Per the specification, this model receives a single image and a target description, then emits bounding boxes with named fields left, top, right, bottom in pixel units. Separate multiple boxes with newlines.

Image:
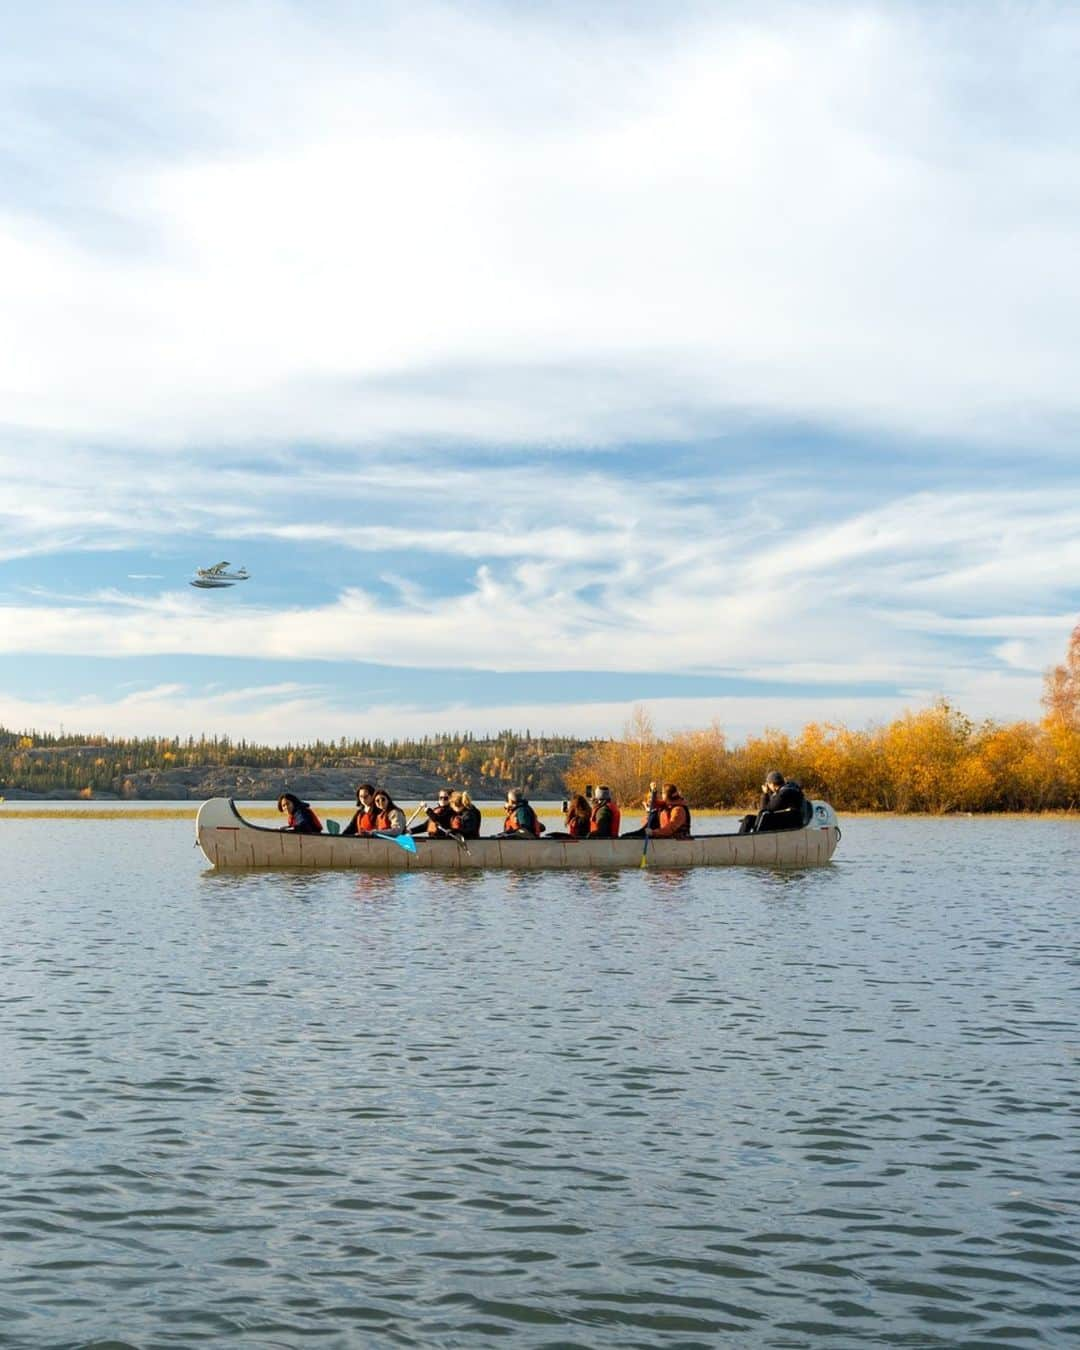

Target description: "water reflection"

left=351, top=871, right=408, bottom=904
left=641, top=867, right=692, bottom=895
left=569, top=869, right=625, bottom=899
left=1, top=814, right=1077, bottom=1348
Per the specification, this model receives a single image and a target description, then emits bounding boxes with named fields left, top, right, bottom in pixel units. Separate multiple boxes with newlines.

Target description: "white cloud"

left=1, top=3, right=1078, bottom=745
left=0, top=459, right=1075, bottom=702
left=3, top=3, right=1080, bottom=448
left=0, top=673, right=1046, bottom=748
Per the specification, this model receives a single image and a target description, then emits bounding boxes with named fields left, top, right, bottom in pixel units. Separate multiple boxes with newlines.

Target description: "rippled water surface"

left=1, top=813, right=1078, bottom=1348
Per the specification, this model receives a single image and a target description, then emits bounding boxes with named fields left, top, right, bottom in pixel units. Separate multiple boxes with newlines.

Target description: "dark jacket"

left=589, top=801, right=620, bottom=838
left=452, top=803, right=482, bottom=839
left=412, top=802, right=456, bottom=836
left=283, top=801, right=323, bottom=834
left=756, top=782, right=807, bottom=832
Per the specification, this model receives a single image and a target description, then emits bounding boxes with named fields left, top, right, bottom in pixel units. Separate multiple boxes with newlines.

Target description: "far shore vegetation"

left=3, top=624, right=1079, bottom=815
left=0, top=729, right=582, bottom=801
left=569, top=625, right=1080, bottom=813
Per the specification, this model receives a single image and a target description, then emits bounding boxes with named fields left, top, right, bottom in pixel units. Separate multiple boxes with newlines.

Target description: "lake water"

left=0, top=811, right=1077, bottom=1348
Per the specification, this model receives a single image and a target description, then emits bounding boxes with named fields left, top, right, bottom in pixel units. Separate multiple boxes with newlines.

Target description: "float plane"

left=190, top=561, right=250, bottom=589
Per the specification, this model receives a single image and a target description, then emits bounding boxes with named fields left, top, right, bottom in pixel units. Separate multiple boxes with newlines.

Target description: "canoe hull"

left=195, top=798, right=840, bottom=871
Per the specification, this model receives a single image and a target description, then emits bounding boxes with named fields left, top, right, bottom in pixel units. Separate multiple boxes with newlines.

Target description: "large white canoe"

left=195, top=797, right=841, bottom=871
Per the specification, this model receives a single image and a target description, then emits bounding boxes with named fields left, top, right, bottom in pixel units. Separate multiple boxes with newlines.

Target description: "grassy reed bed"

left=0, top=807, right=198, bottom=820
left=3, top=804, right=736, bottom=822
left=0, top=806, right=538, bottom=822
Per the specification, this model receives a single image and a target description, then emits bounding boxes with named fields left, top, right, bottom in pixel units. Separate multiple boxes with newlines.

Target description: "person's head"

left=373, top=789, right=395, bottom=812
left=451, top=790, right=472, bottom=810
left=764, top=770, right=785, bottom=790
left=507, top=787, right=525, bottom=805
left=355, top=782, right=375, bottom=805
left=662, top=783, right=681, bottom=801
left=436, top=788, right=452, bottom=808
left=571, top=794, right=591, bottom=817
left=594, top=785, right=612, bottom=803
left=278, top=792, right=301, bottom=813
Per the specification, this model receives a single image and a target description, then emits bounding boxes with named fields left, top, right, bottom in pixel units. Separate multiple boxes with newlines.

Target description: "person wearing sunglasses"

left=342, top=782, right=378, bottom=836
left=372, top=790, right=407, bottom=835
left=411, top=788, right=457, bottom=837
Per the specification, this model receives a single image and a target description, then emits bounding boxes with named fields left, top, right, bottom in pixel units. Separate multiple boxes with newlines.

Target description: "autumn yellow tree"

left=1041, top=621, right=1080, bottom=806
left=568, top=706, right=671, bottom=809
left=880, top=702, right=975, bottom=813
left=1042, top=620, right=1080, bottom=727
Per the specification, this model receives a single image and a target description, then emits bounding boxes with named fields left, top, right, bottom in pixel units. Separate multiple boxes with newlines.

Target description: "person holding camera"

left=548, top=794, right=592, bottom=839
left=737, top=771, right=806, bottom=834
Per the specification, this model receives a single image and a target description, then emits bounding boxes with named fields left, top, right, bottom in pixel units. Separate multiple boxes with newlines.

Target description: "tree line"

left=4, top=622, right=1079, bottom=811
left=0, top=729, right=586, bottom=798
left=568, top=623, right=1080, bottom=814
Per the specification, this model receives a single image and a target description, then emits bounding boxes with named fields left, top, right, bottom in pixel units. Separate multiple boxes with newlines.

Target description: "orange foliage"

left=568, top=623, right=1080, bottom=812
left=1042, top=621, right=1080, bottom=726
left=568, top=664, right=1080, bottom=816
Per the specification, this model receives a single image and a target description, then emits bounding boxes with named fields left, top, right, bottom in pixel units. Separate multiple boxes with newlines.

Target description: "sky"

left=2, top=0, right=1079, bottom=745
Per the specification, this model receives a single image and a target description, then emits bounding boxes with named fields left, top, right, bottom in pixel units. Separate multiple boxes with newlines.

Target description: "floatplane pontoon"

left=195, top=797, right=841, bottom=871
left=190, top=562, right=250, bottom=589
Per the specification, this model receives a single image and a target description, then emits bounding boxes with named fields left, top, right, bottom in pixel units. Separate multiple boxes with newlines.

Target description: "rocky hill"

left=0, top=753, right=576, bottom=802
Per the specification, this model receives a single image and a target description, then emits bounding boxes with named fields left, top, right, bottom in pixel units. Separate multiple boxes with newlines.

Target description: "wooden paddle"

left=434, top=822, right=470, bottom=855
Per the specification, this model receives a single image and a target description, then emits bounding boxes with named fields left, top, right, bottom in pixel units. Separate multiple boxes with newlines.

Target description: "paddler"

left=498, top=787, right=546, bottom=838
left=277, top=792, right=323, bottom=834
left=646, top=783, right=691, bottom=839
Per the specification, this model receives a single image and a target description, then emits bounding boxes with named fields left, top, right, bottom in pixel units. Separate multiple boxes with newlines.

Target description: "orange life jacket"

left=375, top=809, right=396, bottom=832
left=426, top=804, right=455, bottom=835
left=354, top=808, right=378, bottom=832
left=589, top=801, right=621, bottom=837
left=503, top=802, right=543, bottom=836
left=654, top=797, right=691, bottom=838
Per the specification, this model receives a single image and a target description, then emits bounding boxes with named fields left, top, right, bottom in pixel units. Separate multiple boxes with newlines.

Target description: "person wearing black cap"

left=737, top=771, right=806, bottom=834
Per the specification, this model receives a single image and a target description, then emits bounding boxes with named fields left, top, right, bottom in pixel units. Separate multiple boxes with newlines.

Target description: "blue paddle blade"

left=372, top=830, right=418, bottom=853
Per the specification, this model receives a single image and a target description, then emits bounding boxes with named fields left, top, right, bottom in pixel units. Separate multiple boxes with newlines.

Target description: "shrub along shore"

left=4, top=627, right=1080, bottom=814
left=2, top=695, right=1079, bottom=814
left=568, top=701, right=1080, bottom=814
